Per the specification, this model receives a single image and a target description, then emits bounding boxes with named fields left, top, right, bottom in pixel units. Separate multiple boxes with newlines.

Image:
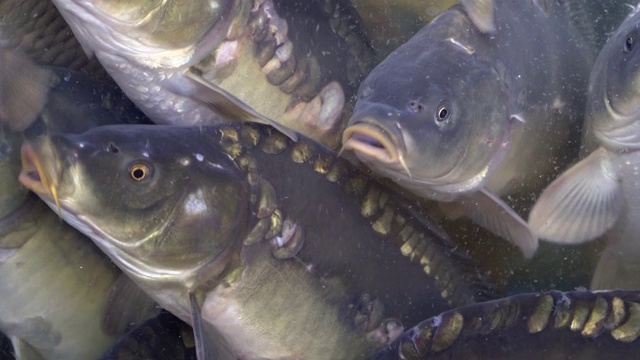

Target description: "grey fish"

left=19, top=123, right=497, bottom=359
left=341, top=0, right=597, bottom=258
left=0, top=64, right=157, bottom=359
left=50, top=0, right=375, bottom=147
left=100, top=311, right=196, bottom=360
left=529, top=6, right=640, bottom=290
left=370, top=289, right=640, bottom=360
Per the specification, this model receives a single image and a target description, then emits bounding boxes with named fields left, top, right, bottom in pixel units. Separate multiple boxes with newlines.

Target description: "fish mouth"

left=341, top=122, right=402, bottom=164
left=19, top=139, right=63, bottom=215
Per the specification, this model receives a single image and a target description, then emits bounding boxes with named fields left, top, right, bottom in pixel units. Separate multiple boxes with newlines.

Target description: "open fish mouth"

left=341, top=123, right=402, bottom=164
left=19, top=140, right=62, bottom=215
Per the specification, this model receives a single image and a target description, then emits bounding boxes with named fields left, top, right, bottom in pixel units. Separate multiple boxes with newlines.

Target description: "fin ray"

left=528, top=147, right=622, bottom=244
left=185, top=68, right=298, bottom=141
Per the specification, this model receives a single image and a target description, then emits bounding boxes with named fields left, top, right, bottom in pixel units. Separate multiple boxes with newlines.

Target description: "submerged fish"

left=50, top=0, right=375, bottom=147
left=341, top=0, right=598, bottom=258
left=371, top=289, right=640, bottom=359
left=0, top=65, right=157, bottom=359
left=20, top=123, right=497, bottom=358
left=529, top=6, right=640, bottom=290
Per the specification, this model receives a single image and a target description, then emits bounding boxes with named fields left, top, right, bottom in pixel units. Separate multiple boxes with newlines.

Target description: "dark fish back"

left=215, top=123, right=499, bottom=328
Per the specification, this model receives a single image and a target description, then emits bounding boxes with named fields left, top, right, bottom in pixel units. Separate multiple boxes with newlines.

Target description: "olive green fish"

left=49, top=0, right=375, bottom=147
left=0, top=63, right=157, bottom=359
left=529, top=6, right=640, bottom=290
left=341, top=0, right=598, bottom=258
left=371, top=289, right=640, bottom=359
left=19, top=123, right=497, bottom=359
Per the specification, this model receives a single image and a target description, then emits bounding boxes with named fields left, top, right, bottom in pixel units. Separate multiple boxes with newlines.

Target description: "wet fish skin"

left=341, top=0, right=597, bottom=258
left=20, top=123, right=497, bottom=359
left=528, top=7, right=640, bottom=290
left=50, top=0, right=375, bottom=147
left=370, top=289, right=640, bottom=360
left=0, top=67, right=156, bottom=359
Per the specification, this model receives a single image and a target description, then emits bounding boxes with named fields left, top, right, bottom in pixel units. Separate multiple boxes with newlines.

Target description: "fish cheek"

left=146, top=172, right=250, bottom=263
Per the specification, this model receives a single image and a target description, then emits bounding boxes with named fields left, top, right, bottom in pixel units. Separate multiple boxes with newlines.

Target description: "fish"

left=0, top=63, right=158, bottom=359
left=100, top=311, right=196, bottom=360
left=528, top=6, right=640, bottom=290
left=49, top=0, right=376, bottom=147
left=340, top=0, right=599, bottom=259
left=369, top=289, right=640, bottom=360
left=19, top=123, right=498, bottom=359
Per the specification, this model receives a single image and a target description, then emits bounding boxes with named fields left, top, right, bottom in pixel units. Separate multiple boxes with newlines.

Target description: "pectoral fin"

left=528, top=147, right=622, bottom=244
left=185, top=68, right=298, bottom=141
left=102, top=274, right=161, bottom=336
left=460, top=189, right=538, bottom=259
left=460, top=0, right=496, bottom=33
left=189, top=293, right=234, bottom=360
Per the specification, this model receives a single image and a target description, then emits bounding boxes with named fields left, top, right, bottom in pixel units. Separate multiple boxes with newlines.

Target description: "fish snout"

left=19, top=138, right=64, bottom=212
left=341, top=115, right=405, bottom=166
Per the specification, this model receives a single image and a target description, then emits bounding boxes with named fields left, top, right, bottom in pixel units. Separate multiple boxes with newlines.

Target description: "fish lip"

left=19, top=142, right=51, bottom=195
left=341, top=121, right=403, bottom=164
left=18, top=139, right=64, bottom=214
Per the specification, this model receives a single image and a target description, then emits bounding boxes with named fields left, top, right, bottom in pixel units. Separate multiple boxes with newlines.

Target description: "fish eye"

left=409, top=100, right=424, bottom=113
left=128, top=162, right=152, bottom=182
left=625, top=34, right=634, bottom=52
left=435, top=103, right=451, bottom=124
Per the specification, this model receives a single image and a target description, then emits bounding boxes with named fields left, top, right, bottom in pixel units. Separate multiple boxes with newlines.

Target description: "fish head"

left=589, top=9, right=640, bottom=151
left=19, top=125, right=249, bottom=285
left=342, top=21, right=509, bottom=200
left=52, top=0, right=231, bottom=66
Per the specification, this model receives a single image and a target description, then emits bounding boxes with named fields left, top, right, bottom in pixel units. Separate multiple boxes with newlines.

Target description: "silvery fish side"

left=0, top=65, right=156, bottom=359
left=50, top=0, right=375, bottom=147
left=341, top=0, right=598, bottom=258
left=19, top=123, right=497, bottom=359
left=370, top=290, right=640, bottom=360
left=529, top=6, right=640, bottom=290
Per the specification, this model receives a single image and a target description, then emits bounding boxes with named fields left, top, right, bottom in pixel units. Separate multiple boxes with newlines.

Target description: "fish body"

left=20, top=123, right=497, bottom=359
left=529, top=7, right=640, bottom=290
left=342, top=0, right=597, bottom=258
left=0, top=66, right=156, bottom=359
left=50, top=0, right=374, bottom=147
left=370, top=289, right=640, bottom=360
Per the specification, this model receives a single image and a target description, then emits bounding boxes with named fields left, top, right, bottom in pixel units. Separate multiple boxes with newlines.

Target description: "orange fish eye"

left=129, top=163, right=150, bottom=181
